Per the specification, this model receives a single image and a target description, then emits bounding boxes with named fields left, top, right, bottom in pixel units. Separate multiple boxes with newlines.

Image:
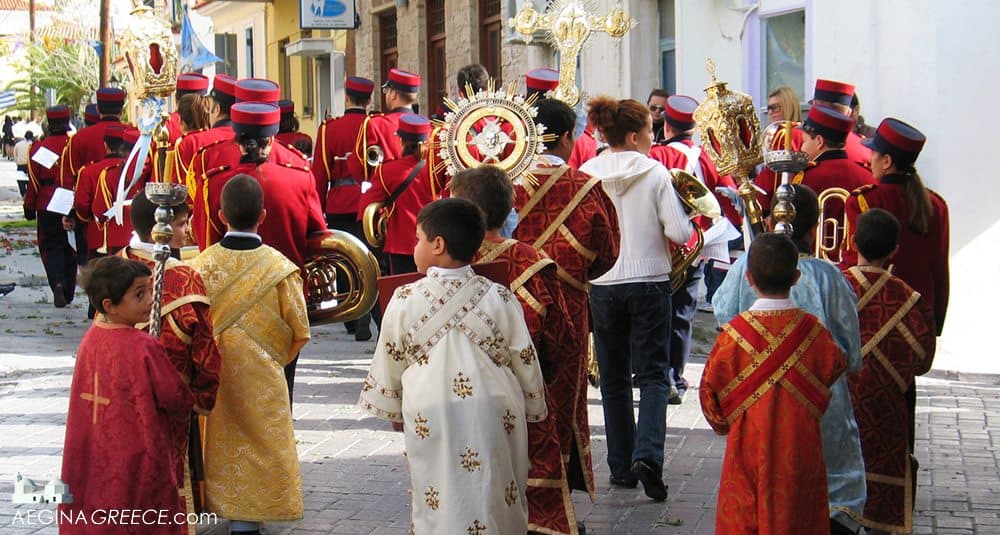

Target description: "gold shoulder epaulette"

left=851, top=183, right=877, bottom=196
left=204, top=165, right=231, bottom=178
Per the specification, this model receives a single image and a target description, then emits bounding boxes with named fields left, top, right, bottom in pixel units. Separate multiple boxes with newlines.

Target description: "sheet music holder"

left=376, top=260, right=510, bottom=314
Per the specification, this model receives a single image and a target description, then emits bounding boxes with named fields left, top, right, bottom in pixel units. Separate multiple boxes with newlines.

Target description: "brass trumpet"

left=365, top=145, right=384, bottom=168
left=362, top=201, right=388, bottom=248
left=303, top=229, right=381, bottom=325
left=815, top=187, right=850, bottom=262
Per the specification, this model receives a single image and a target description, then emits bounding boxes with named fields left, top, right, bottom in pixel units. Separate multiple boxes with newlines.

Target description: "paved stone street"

left=1, top=161, right=998, bottom=534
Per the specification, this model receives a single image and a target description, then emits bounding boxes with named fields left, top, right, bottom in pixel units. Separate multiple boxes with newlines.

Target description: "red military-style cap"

left=801, top=105, right=852, bottom=143
left=812, top=79, right=855, bottom=107
left=862, top=117, right=926, bottom=164
left=384, top=68, right=421, bottom=93
left=84, top=103, right=100, bottom=125
left=397, top=113, right=431, bottom=142
left=212, top=74, right=237, bottom=100
left=122, top=127, right=141, bottom=145
left=525, top=68, right=560, bottom=94
left=663, top=94, right=699, bottom=130
left=104, top=124, right=127, bottom=141
left=346, top=76, right=375, bottom=95
left=176, top=73, right=210, bottom=95
left=278, top=99, right=294, bottom=115
left=96, top=87, right=126, bottom=104
left=45, top=105, right=71, bottom=122
left=236, top=78, right=280, bottom=104
left=231, top=102, right=281, bottom=138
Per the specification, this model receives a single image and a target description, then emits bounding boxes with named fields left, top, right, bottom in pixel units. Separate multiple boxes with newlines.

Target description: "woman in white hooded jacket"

left=578, top=96, right=693, bottom=502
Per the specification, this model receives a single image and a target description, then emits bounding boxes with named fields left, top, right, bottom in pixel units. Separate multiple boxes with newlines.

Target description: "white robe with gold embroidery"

left=359, top=265, right=547, bottom=535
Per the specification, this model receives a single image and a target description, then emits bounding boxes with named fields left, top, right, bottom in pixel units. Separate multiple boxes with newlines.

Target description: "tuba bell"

left=815, top=187, right=850, bottom=262
left=669, top=169, right=722, bottom=293
left=362, top=201, right=388, bottom=248
left=304, top=229, right=381, bottom=325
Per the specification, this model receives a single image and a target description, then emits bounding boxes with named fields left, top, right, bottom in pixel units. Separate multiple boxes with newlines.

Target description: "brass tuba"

left=669, top=169, right=722, bottom=293
left=362, top=201, right=388, bottom=248
left=815, top=187, right=850, bottom=262
left=304, top=229, right=381, bottom=325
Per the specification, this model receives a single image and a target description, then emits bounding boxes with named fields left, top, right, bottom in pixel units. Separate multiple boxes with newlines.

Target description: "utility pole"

left=28, top=0, right=35, bottom=42
left=99, top=0, right=111, bottom=87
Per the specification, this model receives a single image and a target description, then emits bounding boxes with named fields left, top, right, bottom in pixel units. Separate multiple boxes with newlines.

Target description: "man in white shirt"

left=13, top=131, right=33, bottom=173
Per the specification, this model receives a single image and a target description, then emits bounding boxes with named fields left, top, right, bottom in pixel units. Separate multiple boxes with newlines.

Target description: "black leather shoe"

left=631, top=459, right=668, bottom=501
left=609, top=475, right=638, bottom=488
left=354, top=315, right=372, bottom=341
left=53, top=284, right=67, bottom=308
left=0, top=283, right=14, bottom=297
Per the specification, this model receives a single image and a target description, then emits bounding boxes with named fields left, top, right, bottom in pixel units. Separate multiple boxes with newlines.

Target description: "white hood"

left=579, top=150, right=660, bottom=195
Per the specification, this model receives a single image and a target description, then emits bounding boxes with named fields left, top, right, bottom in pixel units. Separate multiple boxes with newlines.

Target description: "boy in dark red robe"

left=701, top=233, right=846, bottom=535
left=844, top=208, right=936, bottom=534
left=61, top=256, right=193, bottom=534
left=452, top=165, right=585, bottom=535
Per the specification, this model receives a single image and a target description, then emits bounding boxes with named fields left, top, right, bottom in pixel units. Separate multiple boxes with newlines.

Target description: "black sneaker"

left=609, top=474, right=638, bottom=488
left=631, top=459, right=668, bottom=501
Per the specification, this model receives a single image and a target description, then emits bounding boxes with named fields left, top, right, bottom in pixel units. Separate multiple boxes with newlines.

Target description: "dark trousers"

left=670, top=263, right=704, bottom=394
left=36, top=211, right=77, bottom=302
left=325, top=214, right=366, bottom=328
left=589, top=281, right=673, bottom=478
left=388, top=253, right=417, bottom=276
left=284, top=354, right=299, bottom=410
left=704, top=259, right=726, bottom=304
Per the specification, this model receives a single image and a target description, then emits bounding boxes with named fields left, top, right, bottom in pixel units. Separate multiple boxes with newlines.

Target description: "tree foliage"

left=4, top=42, right=99, bottom=116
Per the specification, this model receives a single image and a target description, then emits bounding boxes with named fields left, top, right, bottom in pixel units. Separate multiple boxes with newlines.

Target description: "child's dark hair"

left=534, top=98, right=576, bottom=150
left=448, top=165, right=512, bottom=231
left=416, top=198, right=486, bottom=263
left=748, top=233, right=799, bottom=296
left=236, top=132, right=272, bottom=164
left=221, top=174, right=264, bottom=231
left=80, top=256, right=152, bottom=314
left=854, top=208, right=900, bottom=262
left=130, top=190, right=191, bottom=242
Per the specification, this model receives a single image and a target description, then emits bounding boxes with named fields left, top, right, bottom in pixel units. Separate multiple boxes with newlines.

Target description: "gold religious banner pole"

left=508, top=0, right=636, bottom=106
left=693, top=59, right=765, bottom=243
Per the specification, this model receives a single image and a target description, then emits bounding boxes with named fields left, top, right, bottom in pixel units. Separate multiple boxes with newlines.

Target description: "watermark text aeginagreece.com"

left=10, top=509, right=219, bottom=527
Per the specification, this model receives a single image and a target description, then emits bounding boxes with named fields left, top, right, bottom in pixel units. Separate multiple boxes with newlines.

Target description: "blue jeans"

left=589, top=281, right=672, bottom=478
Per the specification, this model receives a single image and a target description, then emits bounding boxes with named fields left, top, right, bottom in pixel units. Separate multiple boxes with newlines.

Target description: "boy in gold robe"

left=188, top=174, right=310, bottom=534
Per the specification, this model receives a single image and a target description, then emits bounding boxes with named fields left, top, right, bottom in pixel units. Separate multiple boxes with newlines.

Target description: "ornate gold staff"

left=693, top=59, right=765, bottom=242
left=143, top=183, right=187, bottom=337
left=762, top=121, right=808, bottom=235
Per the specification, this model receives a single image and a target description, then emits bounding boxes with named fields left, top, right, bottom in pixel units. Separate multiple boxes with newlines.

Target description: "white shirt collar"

left=427, top=265, right=474, bottom=279
left=538, top=154, right=566, bottom=166
left=128, top=232, right=155, bottom=253
left=749, top=297, right=795, bottom=311
left=224, top=231, right=262, bottom=240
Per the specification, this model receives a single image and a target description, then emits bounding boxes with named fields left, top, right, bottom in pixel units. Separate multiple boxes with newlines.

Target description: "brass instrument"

left=361, top=201, right=388, bottom=248
left=304, top=229, right=381, bottom=325
left=365, top=145, right=384, bottom=168
left=815, top=187, right=850, bottom=262
left=693, top=59, right=765, bottom=242
left=669, top=169, right=721, bottom=294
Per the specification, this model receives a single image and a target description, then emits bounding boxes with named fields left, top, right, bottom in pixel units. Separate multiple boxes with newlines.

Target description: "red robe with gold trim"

left=700, top=309, right=846, bottom=535
left=842, top=177, right=950, bottom=334
left=513, top=163, right=619, bottom=496
left=844, top=266, right=935, bottom=533
left=474, top=237, right=582, bottom=535
left=60, top=323, right=193, bottom=534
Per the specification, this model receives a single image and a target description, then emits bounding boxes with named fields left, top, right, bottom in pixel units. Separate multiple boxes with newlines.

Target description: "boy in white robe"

left=359, top=198, right=548, bottom=535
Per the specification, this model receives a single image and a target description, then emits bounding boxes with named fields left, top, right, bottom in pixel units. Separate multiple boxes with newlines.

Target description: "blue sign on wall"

left=301, top=0, right=357, bottom=30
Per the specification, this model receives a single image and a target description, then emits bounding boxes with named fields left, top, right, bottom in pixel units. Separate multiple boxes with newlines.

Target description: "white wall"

left=673, top=0, right=998, bottom=372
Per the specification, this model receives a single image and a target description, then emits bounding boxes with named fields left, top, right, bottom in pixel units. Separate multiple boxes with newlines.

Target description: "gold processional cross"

left=80, top=372, right=110, bottom=424
left=508, top=0, right=637, bottom=106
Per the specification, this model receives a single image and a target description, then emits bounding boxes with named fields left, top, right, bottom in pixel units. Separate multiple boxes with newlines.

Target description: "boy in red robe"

left=700, top=233, right=847, bottom=535
left=126, top=191, right=221, bottom=517
left=451, top=165, right=586, bottom=535
left=844, top=208, right=936, bottom=534
left=61, top=256, right=193, bottom=534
